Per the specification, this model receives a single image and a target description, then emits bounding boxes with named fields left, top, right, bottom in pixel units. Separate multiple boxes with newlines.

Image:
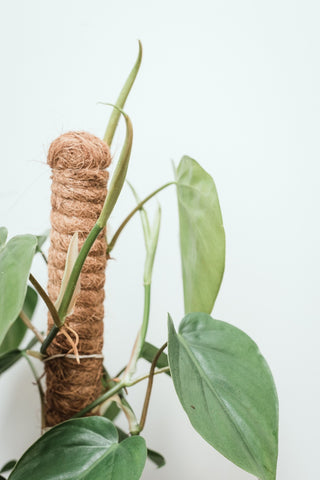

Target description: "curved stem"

left=29, top=273, right=61, bottom=329
left=107, top=181, right=175, bottom=254
left=127, top=366, right=170, bottom=387
left=139, top=342, right=168, bottom=432
left=19, top=310, right=44, bottom=343
left=22, top=352, right=45, bottom=429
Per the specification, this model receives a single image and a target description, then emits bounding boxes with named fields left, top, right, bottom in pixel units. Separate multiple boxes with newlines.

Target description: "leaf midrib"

left=177, top=332, right=265, bottom=479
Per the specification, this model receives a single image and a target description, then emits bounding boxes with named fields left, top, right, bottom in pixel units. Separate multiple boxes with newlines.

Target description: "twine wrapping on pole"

left=45, top=131, right=111, bottom=426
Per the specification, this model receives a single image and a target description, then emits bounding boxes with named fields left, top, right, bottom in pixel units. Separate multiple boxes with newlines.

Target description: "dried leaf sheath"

left=45, top=131, right=111, bottom=426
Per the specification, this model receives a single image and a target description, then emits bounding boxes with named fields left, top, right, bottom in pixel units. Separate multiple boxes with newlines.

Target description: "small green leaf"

left=0, top=227, right=8, bottom=251
left=103, top=400, right=121, bottom=422
left=145, top=448, right=166, bottom=469
left=168, top=313, right=278, bottom=480
left=0, top=337, right=38, bottom=376
left=0, top=235, right=37, bottom=345
left=116, top=427, right=165, bottom=469
left=36, top=230, right=49, bottom=251
left=176, top=156, right=225, bottom=314
left=0, top=460, right=16, bottom=473
left=0, top=349, right=22, bottom=374
left=140, top=341, right=170, bottom=374
left=9, top=417, right=147, bottom=480
left=0, top=286, right=38, bottom=354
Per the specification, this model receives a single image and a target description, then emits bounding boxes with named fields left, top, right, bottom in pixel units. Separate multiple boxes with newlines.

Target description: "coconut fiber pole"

left=45, top=132, right=111, bottom=426
left=43, top=43, right=141, bottom=427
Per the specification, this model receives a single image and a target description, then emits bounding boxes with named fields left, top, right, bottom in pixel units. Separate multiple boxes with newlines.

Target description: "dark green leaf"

left=0, top=227, right=8, bottom=250
left=103, top=401, right=121, bottom=422
left=0, top=460, right=16, bottom=473
left=0, top=287, right=38, bottom=354
left=9, top=417, right=147, bottom=480
left=140, top=341, right=170, bottom=375
left=168, top=313, right=278, bottom=480
left=176, top=156, right=225, bottom=314
left=116, top=427, right=165, bottom=469
left=145, top=448, right=165, bottom=469
left=0, top=337, right=38, bottom=376
left=0, top=235, right=37, bottom=345
left=0, top=350, right=22, bottom=375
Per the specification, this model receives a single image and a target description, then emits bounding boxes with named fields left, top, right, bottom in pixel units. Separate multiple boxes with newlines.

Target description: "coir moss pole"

left=45, top=131, right=111, bottom=426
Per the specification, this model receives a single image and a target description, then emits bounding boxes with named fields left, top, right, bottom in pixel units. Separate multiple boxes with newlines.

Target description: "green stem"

left=73, top=381, right=126, bottom=418
left=104, top=40, right=142, bottom=147
left=127, top=366, right=170, bottom=387
left=19, top=310, right=44, bottom=343
left=107, top=181, right=175, bottom=254
left=139, top=342, right=168, bottom=432
left=39, top=249, right=48, bottom=264
left=22, top=352, right=45, bottom=429
left=139, top=283, right=151, bottom=356
left=122, top=283, right=151, bottom=382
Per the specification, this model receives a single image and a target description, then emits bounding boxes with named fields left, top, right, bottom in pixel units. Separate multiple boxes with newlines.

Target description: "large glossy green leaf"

left=0, top=235, right=37, bottom=345
left=176, top=156, right=225, bottom=314
left=0, top=286, right=38, bottom=354
left=168, top=313, right=278, bottom=480
left=9, top=417, right=147, bottom=480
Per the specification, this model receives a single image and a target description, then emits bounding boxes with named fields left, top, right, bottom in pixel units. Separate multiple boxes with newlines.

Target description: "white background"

left=0, top=1, right=319, bottom=479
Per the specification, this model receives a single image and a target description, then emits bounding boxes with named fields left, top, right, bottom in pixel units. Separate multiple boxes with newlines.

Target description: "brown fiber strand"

left=45, top=131, right=111, bottom=426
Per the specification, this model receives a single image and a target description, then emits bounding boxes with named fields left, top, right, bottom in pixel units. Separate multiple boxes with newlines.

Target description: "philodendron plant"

left=0, top=43, right=278, bottom=480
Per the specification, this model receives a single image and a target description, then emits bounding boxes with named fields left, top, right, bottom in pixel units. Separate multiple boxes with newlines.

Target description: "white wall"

left=0, top=1, right=319, bottom=478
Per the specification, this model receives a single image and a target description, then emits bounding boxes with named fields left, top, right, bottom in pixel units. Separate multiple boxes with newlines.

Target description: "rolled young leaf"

left=0, top=234, right=37, bottom=345
left=0, top=286, right=38, bottom=354
left=175, top=156, right=225, bottom=314
left=168, top=313, right=278, bottom=480
left=9, top=417, right=147, bottom=480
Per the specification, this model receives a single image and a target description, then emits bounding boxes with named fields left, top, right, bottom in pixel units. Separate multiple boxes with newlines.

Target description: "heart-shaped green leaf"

left=168, top=313, right=278, bottom=480
left=0, top=286, right=38, bottom=354
left=176, top=156, right=225, bottom=314
left=9, top=417, right=147, bottom=480
left=0, top=234, right=37, bottom=345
